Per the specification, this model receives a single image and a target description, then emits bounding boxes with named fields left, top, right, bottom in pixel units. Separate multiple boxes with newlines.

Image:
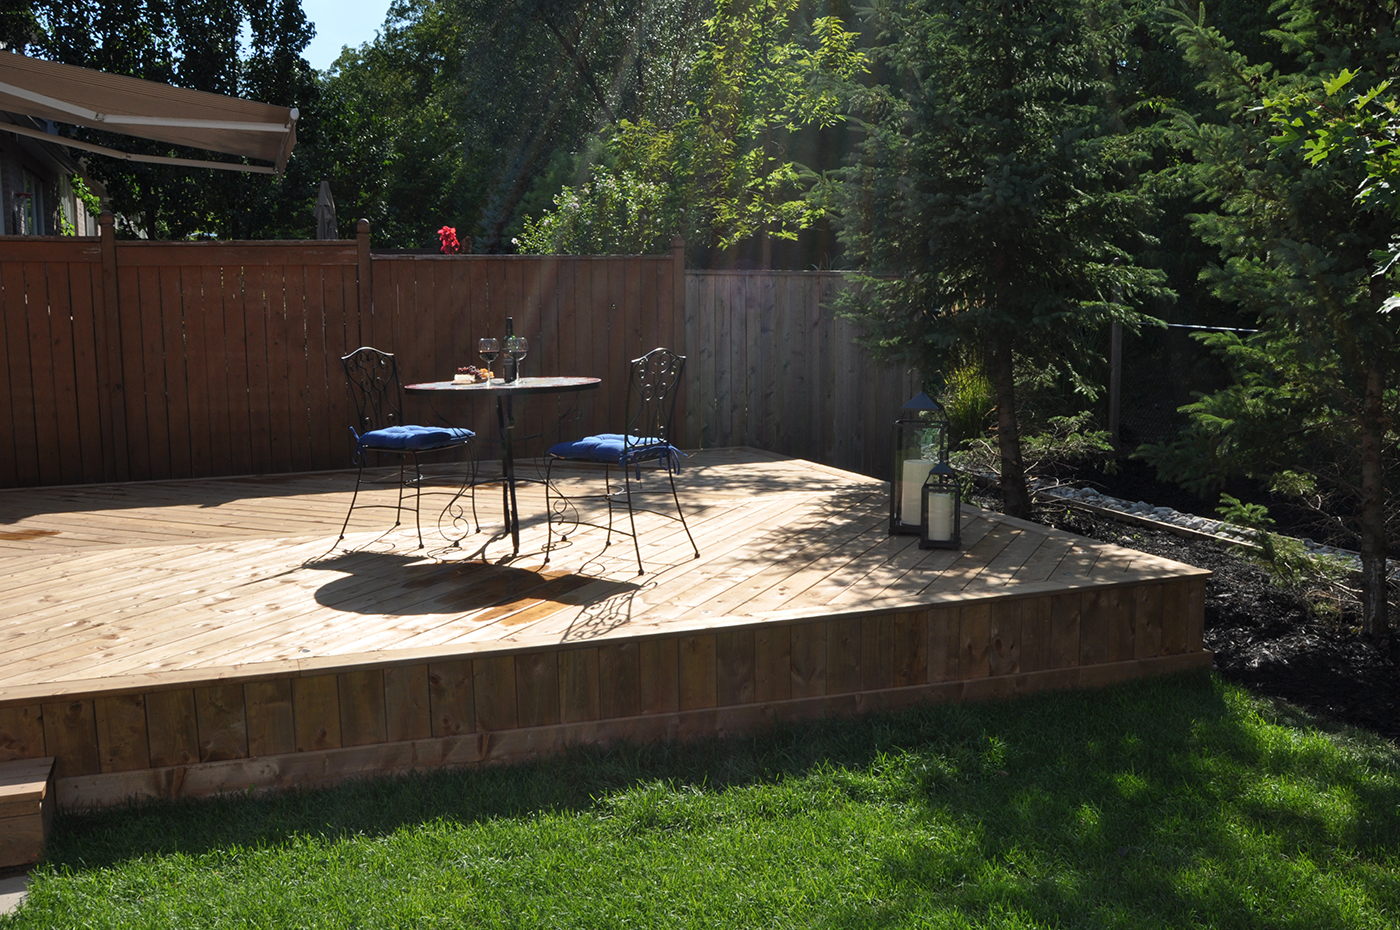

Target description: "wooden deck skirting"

left=0, top=449, right=1210, bottom=809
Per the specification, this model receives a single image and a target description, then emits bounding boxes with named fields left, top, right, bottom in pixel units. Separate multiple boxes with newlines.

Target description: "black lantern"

left=890, top=391, right=950, bottom=535
left=919, top=461, right=961, bottom=549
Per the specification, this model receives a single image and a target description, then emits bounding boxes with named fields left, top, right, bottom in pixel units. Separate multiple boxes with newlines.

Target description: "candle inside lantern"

left=927, top=490, right=955, bottom=541
left=901, top=459, right=935, bottom=525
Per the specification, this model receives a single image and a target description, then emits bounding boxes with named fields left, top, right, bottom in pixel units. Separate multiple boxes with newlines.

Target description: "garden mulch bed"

left=974, top=468, right=1400, bottom=744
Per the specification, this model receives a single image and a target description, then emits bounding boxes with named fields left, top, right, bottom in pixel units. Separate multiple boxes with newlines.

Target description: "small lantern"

left=920, top=461, right=961, bottom=549
left=890, top=390, right=950, bottom=535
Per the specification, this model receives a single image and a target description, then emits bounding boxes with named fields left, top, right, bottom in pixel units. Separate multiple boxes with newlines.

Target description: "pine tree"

left=836, top=0, right=1167, bottom=517
left=1152, top=0, right=1400, bottom=641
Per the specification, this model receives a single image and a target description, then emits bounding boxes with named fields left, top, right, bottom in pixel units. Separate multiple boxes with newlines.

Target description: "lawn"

left=5, top=671, right=1397, bottom=929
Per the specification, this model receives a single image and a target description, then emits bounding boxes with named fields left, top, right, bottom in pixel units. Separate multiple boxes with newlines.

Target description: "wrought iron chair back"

left=342, top=347, right=405, bottom=457
left=622, top=347, right=685, bottom=455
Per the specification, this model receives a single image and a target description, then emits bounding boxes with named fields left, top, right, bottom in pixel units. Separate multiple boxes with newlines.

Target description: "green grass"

left=6, top=672, right=1398, bottom=929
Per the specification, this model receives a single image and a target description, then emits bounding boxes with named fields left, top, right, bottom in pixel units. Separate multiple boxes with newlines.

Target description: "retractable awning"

left=0, top=51, right=297, bottom=175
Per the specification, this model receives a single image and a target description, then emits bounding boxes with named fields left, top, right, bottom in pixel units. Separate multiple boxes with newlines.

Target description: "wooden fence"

left=0, top=223, right=912, bottom=489
left=0, top=219, right=682, bottom=487
left=684, top=271, right=917, bottom=480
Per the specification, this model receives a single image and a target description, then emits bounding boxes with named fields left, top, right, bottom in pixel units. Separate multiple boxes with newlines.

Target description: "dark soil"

left=972, top=473, right=1400, bottom=745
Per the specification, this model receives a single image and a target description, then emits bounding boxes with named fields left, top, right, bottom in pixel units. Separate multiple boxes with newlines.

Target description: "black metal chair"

left=544, top=347, right=700, bottom=574
left=339, top=347, right=475, bottom=548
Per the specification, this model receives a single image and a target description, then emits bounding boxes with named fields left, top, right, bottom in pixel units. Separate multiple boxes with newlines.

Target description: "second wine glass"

left=505, top=335, right=528, bottom=381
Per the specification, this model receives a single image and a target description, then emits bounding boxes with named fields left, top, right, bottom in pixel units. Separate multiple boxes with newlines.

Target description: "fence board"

left=157, top=265, right=192, bottom=478
left=283, top=263, right=314, bottom=472
left=67, top=262, right=104, bottom=483
left=22, top=261, right=61, bottom=486
left=180, top=265, right=213, bottom=478
left=263, top=265, right=294, bottom=474
left=221, top=264, right=254, bottom=476
left=242, top=264, right=273, bottom=475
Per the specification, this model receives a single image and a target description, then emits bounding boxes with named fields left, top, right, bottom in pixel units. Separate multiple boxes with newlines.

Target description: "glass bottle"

left=503, top=316, right=517, bottom=382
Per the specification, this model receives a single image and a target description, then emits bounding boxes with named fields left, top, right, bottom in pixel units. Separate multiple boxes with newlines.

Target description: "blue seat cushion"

left=358, top=424, right=474, bottom=452
left=549, top=433, right=683, bottom=472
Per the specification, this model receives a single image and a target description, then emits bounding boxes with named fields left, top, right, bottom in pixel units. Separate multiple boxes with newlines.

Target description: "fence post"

left=97, top=212, right=128, bottom=481
left=671, top=235, right=690, bottom=446
left=356, top=218, right=372, bottom=348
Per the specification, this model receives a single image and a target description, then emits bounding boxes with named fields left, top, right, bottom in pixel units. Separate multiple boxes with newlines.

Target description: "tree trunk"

left=1359, top=356, right=1390, bottom=642
left=991, top=336, right=1030, bottom=519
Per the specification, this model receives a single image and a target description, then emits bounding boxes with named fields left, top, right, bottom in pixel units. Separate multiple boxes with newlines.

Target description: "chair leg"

left=411, top=453, right=425, bottom=549
left=602, top=464, right=617, bottom=548
left=469, top=442, right=481, bottom=533
left=394, top=461, right=407, bottom=529
left=622, top=466, right=643, bottom=575
left=544, top=457, right=556, bottom=565
left=668, top=468, right=701, bottom=560
left=338, top=463, right=369, bottom=543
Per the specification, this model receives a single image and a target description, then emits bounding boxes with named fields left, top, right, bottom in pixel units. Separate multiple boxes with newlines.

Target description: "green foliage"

left=954, top=411, right=1114, bottom=479
left=1263, top=70, right=1400, bottom=312
left=1216, top=494, right=1352, bottom=595
left=939, top=358, right=995, bottom=449
left=515, top=0, right=867, bottom=256
left=514, top=166, right=680, bottom=254
left=309, top=0, right=717, bottom=250
left=8, top=674, right=1399, bottom=929
left=1152, top=0, right=1400, bottom=636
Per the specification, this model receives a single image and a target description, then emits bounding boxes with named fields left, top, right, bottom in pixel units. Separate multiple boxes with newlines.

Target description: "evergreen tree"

left=1148, top=0, right=1400, bottom=641
left=836, top=0, right=1167, bottom=517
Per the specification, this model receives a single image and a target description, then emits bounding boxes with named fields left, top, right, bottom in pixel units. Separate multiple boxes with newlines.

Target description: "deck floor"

left=0, top=447, right=1201, bottom=703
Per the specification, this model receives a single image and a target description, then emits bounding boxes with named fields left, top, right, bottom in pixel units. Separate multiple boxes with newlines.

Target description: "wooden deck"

left=0, top=448, right=1210, bottom=808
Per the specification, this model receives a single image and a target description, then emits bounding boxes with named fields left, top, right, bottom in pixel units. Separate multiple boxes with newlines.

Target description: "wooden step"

left=0, top=757, right=55, bottom=868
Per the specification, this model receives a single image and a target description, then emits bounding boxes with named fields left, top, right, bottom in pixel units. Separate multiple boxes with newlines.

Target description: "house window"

left=22, top=171, right=44, bottom=235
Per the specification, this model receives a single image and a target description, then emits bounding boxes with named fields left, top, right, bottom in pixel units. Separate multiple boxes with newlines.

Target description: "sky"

left=300, top=0, right=393, bottom=72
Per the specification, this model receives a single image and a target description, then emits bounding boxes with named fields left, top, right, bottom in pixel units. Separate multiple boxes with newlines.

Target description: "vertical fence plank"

left=21, top=260, right=61, bottom=485
left=43, top=260, right=84, bottom=484
left=589, top=259, right=613, bottom=433
left=243, top=264, right=275, bottom=474
left=152, top=265, right=189, bottom=477
left=302, top=264, right=333, bottom=471
left=67, top=261, right=105, bottom=483
left=97, top=220, right=128, bottom=481
left=116, top=262, right=150, bottom=479
left=2, top=261, right=36, bottom=486
left=263, top=264, right=295, bottom=474
left=322, top=264, right=353, bottom=468
left=180, top=264, right=213, bottom=477
left=222, top=263, right=254, bottom=476
left=283, top=262, right=314, bottom=472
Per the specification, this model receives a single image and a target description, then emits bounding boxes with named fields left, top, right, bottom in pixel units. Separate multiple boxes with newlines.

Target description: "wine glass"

left=478, top=337, right=499, bottom=381
left=506, top=335, right=528, bottom=379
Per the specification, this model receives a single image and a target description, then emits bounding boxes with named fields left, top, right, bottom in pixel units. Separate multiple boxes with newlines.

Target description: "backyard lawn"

left=4, top=670, right=1397, bottom=929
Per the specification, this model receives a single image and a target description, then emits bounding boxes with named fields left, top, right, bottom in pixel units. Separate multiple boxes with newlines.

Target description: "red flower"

left=438, top=226, right=461, bottom=254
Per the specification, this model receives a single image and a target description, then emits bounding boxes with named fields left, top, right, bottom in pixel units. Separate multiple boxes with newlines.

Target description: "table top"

left=405, top=376, right=602, bottom=397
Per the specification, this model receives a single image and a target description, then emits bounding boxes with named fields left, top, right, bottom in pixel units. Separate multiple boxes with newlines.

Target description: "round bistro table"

left=404, top=376, right=602, bottom=555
